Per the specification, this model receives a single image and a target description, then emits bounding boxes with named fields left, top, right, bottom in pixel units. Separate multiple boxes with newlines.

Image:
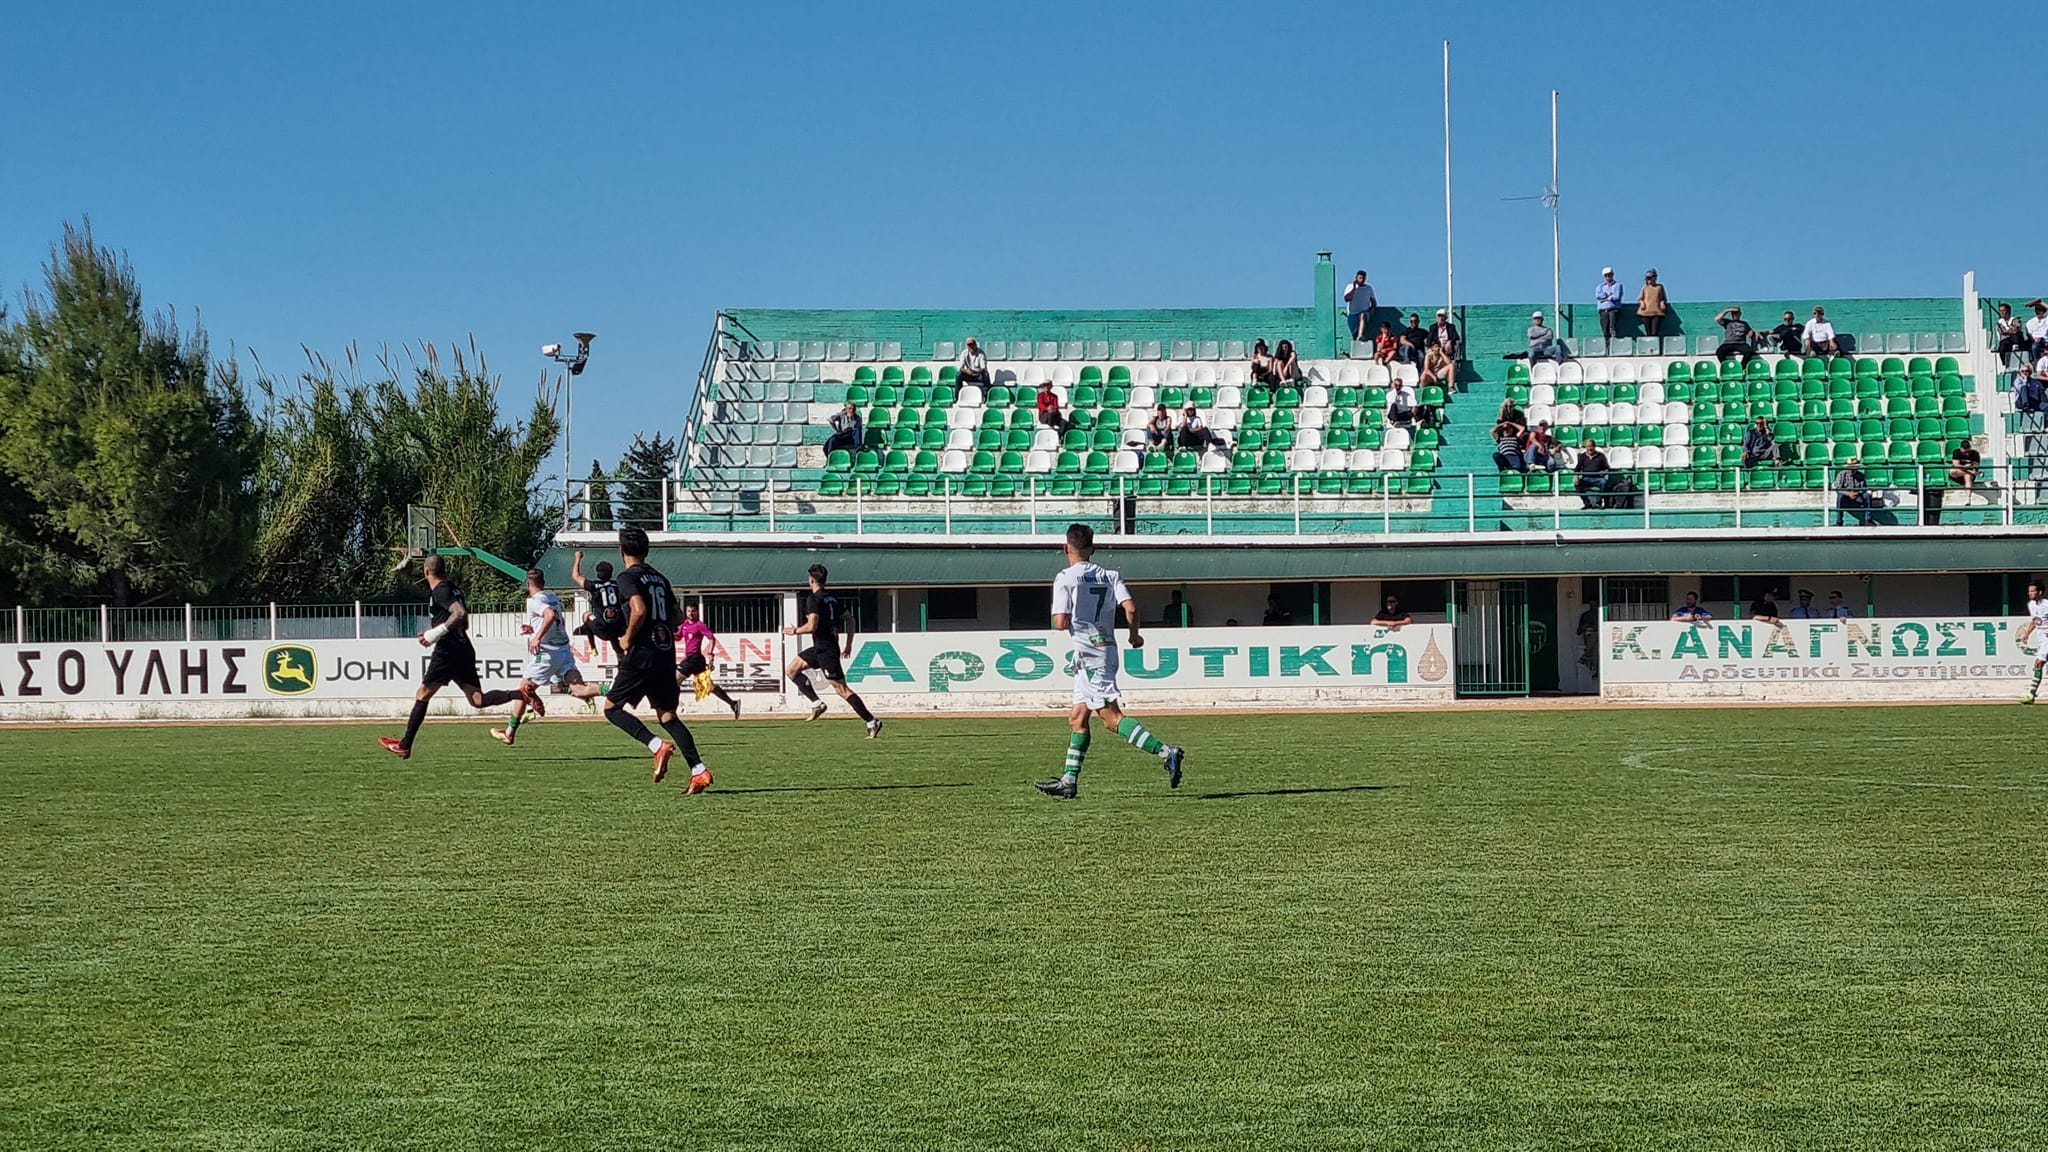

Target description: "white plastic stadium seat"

left=1393, top=363, right=1419, bottom=386
left=1581, top=362, right=1609, bottom=384
left=1362, top=363, right=1391, bottom=387
left=1634, top=401, right=1662, bottom=425
left=1582, top=403, right=1610, bottom=425
left=1635, top=380, right=1662, bottom=404
left=1199, top=450, right=1229, bottom=473
left=1664, top=424, right=1689, bottom=447
left=1662, top=402, right=1690, bottom=424
left=945, top=428, right=973, bottom=452
left=1531, top=361, right=1558, bottom=386
left=1527, top=404, right=1554, bottom=427
left=1031, top=428, right=1059, bottom=453
left=1303, top=384, right=1329, bottom=407
left=955, top=385, right=983, bottom=408
left=1290, top=449, right=1319, bottom=472
left=1296, top=428, right=1323, bottom=452
left=1383, top=426, right=1413, bottom=452
left=1337, top=364, right=1360, bottom=385
left=1164, top=366, right=1189, bottom=386
left=1128, top=385, right=1155, bottom=410
left=1636, top=359, right=1663, bottom=381
left=1219, top=363, right=1249, bottom=386
left=1320, top=448, right=1349, bottom=472
left=1134, top=365, right=1160, bottom=386
left=1610, top=362, right=1638, bottom=385
left=940, top=449, right=969, bottom=473
left=1192, top=365, right=1217, bottom=386
left=1634, top=446, right=1663, bottom=469
left=1529, top=384, right=1556, bottom=406
left=1608, top=446, right=1635, bottom=470
left=1297, top=407, right=1326, bottom=430
left=1025, top=449, right=1054, bottom=474
left=1608, top=401, right=1635, bottom=425
left=1215, top=385, right=1242, bottom=409
left=1111, top=450, right=1142, bottom=474
left=1379, top=448, right=1409, bottom=470
left=1663, top=445, right=1692, bottom=468
left=1208, top=408, right=1238, bottom=431
left=1558, top=361, right=1584, bottom=385
left=1553, top=403, right=1582, bottom=425
left=1051, top=365, right=1074, bottom=387
left=1349, top=448, right=1379, bottom=471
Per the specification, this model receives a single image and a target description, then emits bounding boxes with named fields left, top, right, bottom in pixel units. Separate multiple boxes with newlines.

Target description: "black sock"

left=712, top=687, right=737, bottom=707
left=845, top=693, right=876, bottom=723
left=791, top=674, right=820, bottom=702
left=606, top=707, right=656, bottom=747
left=478, top=689, right=520, bottom=707
left=400, top=698, right=429, bottom=750
left=659, top=717, right=702, bottom=764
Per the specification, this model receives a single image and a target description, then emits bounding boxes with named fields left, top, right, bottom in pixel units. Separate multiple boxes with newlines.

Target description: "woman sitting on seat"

left=1144, top=404, right=1173, bottom=452
left=1249, top=339, right=1279, bottom=385
left=1273, top=339, right=1303, bottom=383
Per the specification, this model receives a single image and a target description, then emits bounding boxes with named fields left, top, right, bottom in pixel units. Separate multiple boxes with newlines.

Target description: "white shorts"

left=525, top=645, right=578, bottom=687
left=2034, top=633, right=2048, bottom=662
left=1072, top=650, right=1121, bottom=710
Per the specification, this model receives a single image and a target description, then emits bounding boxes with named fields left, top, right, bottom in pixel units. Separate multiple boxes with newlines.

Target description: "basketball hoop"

left=391, top=505, right=441, bottom=573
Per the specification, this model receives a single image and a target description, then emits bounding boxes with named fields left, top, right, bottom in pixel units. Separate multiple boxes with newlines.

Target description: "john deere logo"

left=263, top=645, right=318, bottom=695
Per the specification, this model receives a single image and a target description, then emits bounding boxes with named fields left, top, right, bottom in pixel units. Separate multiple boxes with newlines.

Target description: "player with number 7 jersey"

left=1036, top=523, right=1185, bottom=799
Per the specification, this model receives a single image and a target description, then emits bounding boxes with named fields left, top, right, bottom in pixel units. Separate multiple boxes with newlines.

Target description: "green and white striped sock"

left=1115, top=716, right=1164, bottom=757
left=1062, top=730, right=1089, bottom=780
left=2032, top=665, right=2043, bottom=698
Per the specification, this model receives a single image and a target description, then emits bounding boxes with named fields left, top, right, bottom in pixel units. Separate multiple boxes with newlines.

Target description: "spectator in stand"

left=1994, top=302, right=2027, bottom=365
left=1950, top=439, right=1981, bottom=491
left=823, top=402, right=863, bottom=455
left=1714, top=306, right=1759, bottom=364
left=1274, top=340, right=1304, bottom=383
left=1493, top=417, right=1529, bottom=472
left=1249, top=339, right=1279, bottom=385
left=1144, top=404, right=1173, bottom=452
left=1749, top=588, right=1783, bottom=624
left=1429, top=309, right=1462, bottom=359
left=1175, top=406, right=1215, bottom=452
left=1823, top=590, right=1855, bottom=618
left=1803, top=306, right=1841, bottom=357
left=1262, top=594, right=1294, bottom=626
left=1420, top=339, right=1456, bottom=394
left=1768, top=309, right=1805, bottom=356
left=1373, top=594, right=1413, bottom=630
left=1528, top=311, right=1566, bottom=362
left=1372, top=321, right=1400, bottom=366
left=1386, top=380, right=1420, bottom=428
left=1574, top=438, right=1613, bottom=507
left=1526, top=421, right=1565, bottom=472
left=1670, top=591, right=1712, bottom=625
left=1835, top=457, right=1875, bottom=526
left=2013, top=362, right=2047, bottom=418
left=1162, top=590, right=1192, bottom=628
left=958, top=337, right=990, bottom=387
left=1637, top=270, right=1669, bottom=338
left=1035, top=381, right=1071, bottom=434
left=2028, top=299, right=2048, bottom=359
left=1400, top=313, right=1430, bottom=365
left=1786, top=589, right=1823, bottom=618
left=1497, top=397, right=1528, bottom=434
left=1345, top=271, right=1377, bottom=343
left=1741, top=416, right=1783, bottom=466
left=1595, top=267, right=1625, bottom=340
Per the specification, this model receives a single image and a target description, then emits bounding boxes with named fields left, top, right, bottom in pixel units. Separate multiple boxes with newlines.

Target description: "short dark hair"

left=422, top=554, right=447, bottom=578
left=808, top=563, right=828, bottom=584
left=525, top=568, right=545, bottom=587
left=618, top=526, right=650, bottom=559
left=1066, top=523, right=1095, bottom=552
left=595, top=560, right=614, bottom=580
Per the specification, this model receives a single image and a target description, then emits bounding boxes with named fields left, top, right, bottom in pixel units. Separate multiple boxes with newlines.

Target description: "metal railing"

left=1, top=602, right=527, bottom=646
left=545, top=463, right=2048, bottom=540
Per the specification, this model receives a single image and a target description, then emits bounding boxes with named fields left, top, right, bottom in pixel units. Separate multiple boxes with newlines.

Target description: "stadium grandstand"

left=535, top=255, right=2045, bottom=696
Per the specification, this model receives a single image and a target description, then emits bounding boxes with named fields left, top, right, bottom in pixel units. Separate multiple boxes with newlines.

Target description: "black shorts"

left=799, top=643, right=845, bottom=682
left=423, top=638, right=480, bottom=689
left=676, top=652, right=709, bottom=678
left=609, top=648, right=680, bottom=712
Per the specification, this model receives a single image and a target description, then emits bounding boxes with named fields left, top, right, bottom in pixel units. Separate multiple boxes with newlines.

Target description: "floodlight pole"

left=545, top=334, right=595, bottom=523
left=1443, top=41, right=1454, bottom=319
left=1550, top=89, right=1561, bottom=327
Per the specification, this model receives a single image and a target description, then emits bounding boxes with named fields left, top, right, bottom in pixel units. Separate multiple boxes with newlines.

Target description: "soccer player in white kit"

left=1034, top=523, right=1186, bottom=800
left=2019, top=580, right=2048, bottom=704
left=492, top=568, right=599, bottom=745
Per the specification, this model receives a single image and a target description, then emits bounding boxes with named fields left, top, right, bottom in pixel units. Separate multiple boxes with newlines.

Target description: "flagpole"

left=1443, top=41, right=1454, bottom=320
left=1550, top=88, right=1561, bottom=327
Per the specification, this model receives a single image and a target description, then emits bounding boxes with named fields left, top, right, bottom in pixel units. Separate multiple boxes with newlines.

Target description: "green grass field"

left=4, top=706, right=2047, bottom=1151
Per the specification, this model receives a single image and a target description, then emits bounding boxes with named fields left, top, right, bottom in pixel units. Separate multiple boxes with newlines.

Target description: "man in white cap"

left=1429, top=308, right=1461, bottom=359
left=1528, top=310, right=1564, bottom=362
left=1595, top=267, right=1624, bottom=340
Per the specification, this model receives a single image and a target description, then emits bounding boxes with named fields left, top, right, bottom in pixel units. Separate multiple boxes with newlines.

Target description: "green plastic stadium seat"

left=1557, top=384, right=1584, bottom=405
left=1498, top=472, right=1525, bottom=495
left=1665, top=362, right=1691, bottom=382
left=1275, top=388, right=1302, bottom=409
left=1774, top=358, right=1802, bottom=380
left=853, top=366, right=878, bottom=384
left=1160, top=387, right=1186, bottom=408
left=1665, top=381, right=1693, bottom=403
left=1107, top=365, right=1131, bottom=385
left=1079, top=365, right=1104, bottom=385
left=1103, top=385, right=1129, bottom=408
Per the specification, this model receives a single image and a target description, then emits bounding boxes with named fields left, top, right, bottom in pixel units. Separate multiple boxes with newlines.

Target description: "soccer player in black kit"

left=378, top=554, right=533, bottom=759
left=602, top=527, right=714, bottom=792
left=783, top=563, right=882, bottom=738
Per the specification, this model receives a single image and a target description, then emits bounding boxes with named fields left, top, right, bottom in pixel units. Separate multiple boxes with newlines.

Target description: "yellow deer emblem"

left=265, top=647, right=317, bottom=694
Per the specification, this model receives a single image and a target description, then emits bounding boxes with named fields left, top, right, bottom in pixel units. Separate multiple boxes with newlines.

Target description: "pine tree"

left=583, top=460, right=616, bottom=534
left=615, top=432, right=678, bottom=530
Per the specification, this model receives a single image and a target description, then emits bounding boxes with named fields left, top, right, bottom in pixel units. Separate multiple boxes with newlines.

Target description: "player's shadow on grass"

left=717, top=781, right=979, bottom=795
left=1193, top=784, right=1394, bottom=800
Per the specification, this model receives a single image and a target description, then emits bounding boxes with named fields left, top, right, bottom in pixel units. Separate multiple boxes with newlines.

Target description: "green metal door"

left=1453, top=579, right=1531, bottom=696
left=1526, top=577, right=1560, bottom=693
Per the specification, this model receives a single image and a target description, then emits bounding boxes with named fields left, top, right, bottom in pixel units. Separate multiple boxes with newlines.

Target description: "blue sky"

left=4, top=1, right=2033, bottom=479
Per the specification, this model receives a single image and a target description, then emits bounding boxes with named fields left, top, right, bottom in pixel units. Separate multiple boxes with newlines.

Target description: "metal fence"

left=0, top=602, right=527, bottom=646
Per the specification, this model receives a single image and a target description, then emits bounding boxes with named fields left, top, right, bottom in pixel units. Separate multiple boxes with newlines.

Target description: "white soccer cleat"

left=805, top=701, right=828, bottom=722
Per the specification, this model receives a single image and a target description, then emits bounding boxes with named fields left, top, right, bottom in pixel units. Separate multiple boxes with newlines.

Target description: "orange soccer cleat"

left=651, top=739, right=675, bottom=783
left=378, top=736, right=410, bottom=760
left=686, top=767, right=713, bottom=795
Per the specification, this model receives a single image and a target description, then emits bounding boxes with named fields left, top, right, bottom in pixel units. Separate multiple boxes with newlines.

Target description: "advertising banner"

left=1601, top=617, right=2037, bottom=699
left=836, top=625, right=1455, bottom=699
